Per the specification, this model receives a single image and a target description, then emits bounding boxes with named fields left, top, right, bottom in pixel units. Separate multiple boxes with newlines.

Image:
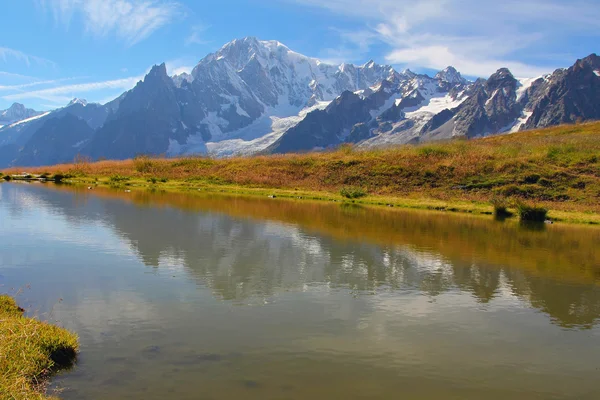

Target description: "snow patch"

left=516, top=77, right=540, bottom=101
left=486, top=89, right=499, bottom=106
left=404, top=93, right=465, bottom=117
left=509, top=111, right=533, bottom=133
left=8, top=112, right=51, bottom=128
left=594, top=70, right=600, bottom=77
left=205, top=101, right=330, bottom=157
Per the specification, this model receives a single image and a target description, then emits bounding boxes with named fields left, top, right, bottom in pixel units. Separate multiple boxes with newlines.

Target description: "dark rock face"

left=424, top=69, right=521, bottom=139
left=523, top=54, right=600, bottom=129
left=421, top=109, right=454, bottom=133
left=268, top=91, right=374, bottom=153
left=84, top=64, right=202, bottom=160
left=268, top=79, right=405, bottom=153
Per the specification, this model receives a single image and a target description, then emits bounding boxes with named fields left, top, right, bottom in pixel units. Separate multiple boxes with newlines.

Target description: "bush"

left=110, top=174, right=130, bottom=183
left=53, top=173, right=65, bottom=183
left=134, top=155, right=159, bottom=174
left=340, top=186, right=367, bottom=199
left=418, top=146, right=450, bottom=158
left=515, top=200, right=548, bottom=222
left=490, top=196, right=513, bottom=218
left=2, top=175, right=11, bottom=181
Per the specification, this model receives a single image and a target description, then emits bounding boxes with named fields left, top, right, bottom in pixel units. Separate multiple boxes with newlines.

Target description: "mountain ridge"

left=0, top=38, right=598, bottom=167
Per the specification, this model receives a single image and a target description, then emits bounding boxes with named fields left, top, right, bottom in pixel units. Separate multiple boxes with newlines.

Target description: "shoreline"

left=5, top=177, right=600, bottom=226
left=2, top=121, right=599, bottom=226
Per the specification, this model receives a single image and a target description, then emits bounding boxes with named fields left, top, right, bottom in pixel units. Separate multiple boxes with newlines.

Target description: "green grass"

left=340, top=186, right=367, bottom=199
left=0, top=295, right=78, bottom=400
left=515, top=201, right=549, bottom=222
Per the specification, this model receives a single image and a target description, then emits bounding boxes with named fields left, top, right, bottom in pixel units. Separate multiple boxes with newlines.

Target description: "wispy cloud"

left=185, top=24, right=211, bottom=46
left=0, top=71, right=39, bottom=81
left=2, top=76, right=142, bottom=104
left=0, top=47, right=56, bottom=68
left=284, top=0, right=600, bottom=77
left=38, top=0, right=185, bottom=46
left=0, top=77, right=84, bottom=92
left=165, top=58, right=196, bottom=76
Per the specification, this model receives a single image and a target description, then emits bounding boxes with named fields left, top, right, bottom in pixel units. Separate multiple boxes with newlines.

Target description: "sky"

left=1, top=0, right=598, bottom=111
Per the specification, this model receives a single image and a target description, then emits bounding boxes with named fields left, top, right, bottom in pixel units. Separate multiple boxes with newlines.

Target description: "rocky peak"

left=435, top=66, right=466, bottom=85
left=145, top=63, right=170, bottom=84
left=67, top=98, right=88, bottom=107
left=0, top=102, right=42, bottom=125
left=486, top=68, right=517, bottom=93
left=572, top=53, right=600, bottom=74
left=5, top=103, right=26, bottom=113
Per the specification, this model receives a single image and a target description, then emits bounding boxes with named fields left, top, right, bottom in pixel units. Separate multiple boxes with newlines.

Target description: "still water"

left=1, top=182, right=599, bottom=399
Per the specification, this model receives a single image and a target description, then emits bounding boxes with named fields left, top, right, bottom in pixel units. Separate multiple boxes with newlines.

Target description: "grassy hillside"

left=3, top=121, right=600, bottom=222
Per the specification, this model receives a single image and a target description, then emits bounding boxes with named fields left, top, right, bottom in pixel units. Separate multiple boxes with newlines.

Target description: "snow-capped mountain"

left=0, top=103, right=43, bottom=126
left=0, top=38, right=598, bottom=167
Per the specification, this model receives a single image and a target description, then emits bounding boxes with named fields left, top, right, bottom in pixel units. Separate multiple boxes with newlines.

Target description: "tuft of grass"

left=109, top=174, right=130, bottom=183
left=490, top=196, right=514, bottom=218
left=340, top=186, right=367, bottom=199
left=0, top=295, right=78, bottom=399
left=515, top=200, right=549, bottom=222
left=52, top=174, right=65, bottom=183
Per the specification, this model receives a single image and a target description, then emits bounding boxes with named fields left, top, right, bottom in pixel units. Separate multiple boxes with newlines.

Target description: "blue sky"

left=1, top=0, right=598, bottom=111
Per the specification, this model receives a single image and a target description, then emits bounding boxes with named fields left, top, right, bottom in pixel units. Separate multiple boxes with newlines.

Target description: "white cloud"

left=38, top=0, right=184, bottom=46
left=0, top=71, right=39, bottom=81
left=0, top=47, right=56, bottom=68
left=185, top=24, right=211, bottom=46
left=165, top=58, right=196, bottom=76
left=2, top=76, right=142, bottom=104
left=284, top=0, right=600, bottom=77
left=0, top=77, right=83, bottom=92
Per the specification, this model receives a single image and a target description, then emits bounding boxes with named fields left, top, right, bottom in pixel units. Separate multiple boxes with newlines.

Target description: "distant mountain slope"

left=14, top=114, right=94, bottom=167
left=0, top=38, right=598, bottom=167
left=0, top=103, right=42, bottom=126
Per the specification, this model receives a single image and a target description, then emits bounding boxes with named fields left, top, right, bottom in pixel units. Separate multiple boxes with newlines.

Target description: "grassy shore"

left=3, top=121, right=600, bottom=224
left=0, top=295, right=78, bottom=400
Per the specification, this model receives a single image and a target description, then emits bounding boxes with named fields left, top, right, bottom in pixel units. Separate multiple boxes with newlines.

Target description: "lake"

left=1, top=182, right=599, bottom=399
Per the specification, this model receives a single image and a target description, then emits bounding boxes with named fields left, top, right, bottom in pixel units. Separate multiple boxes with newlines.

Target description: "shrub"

left=418, top=146, right=450, bottom=158
left=53, top=173, right=65, bottom=183
left=2, top=175, right=11, bottom=181
left=340, top=186, right=367, bottom=199
left=337, top=143, right=354, bottom=155
left=515, top=200, right=548, bottom=222
left=110, top=174, right=130, bottom=183
left=522, top=174, right=540, bottom=184
left=134, top=155, right=159, bottom=174
left=148, top=177, right=158, bottom=184
left=490, top=196, right=513, bottom=218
